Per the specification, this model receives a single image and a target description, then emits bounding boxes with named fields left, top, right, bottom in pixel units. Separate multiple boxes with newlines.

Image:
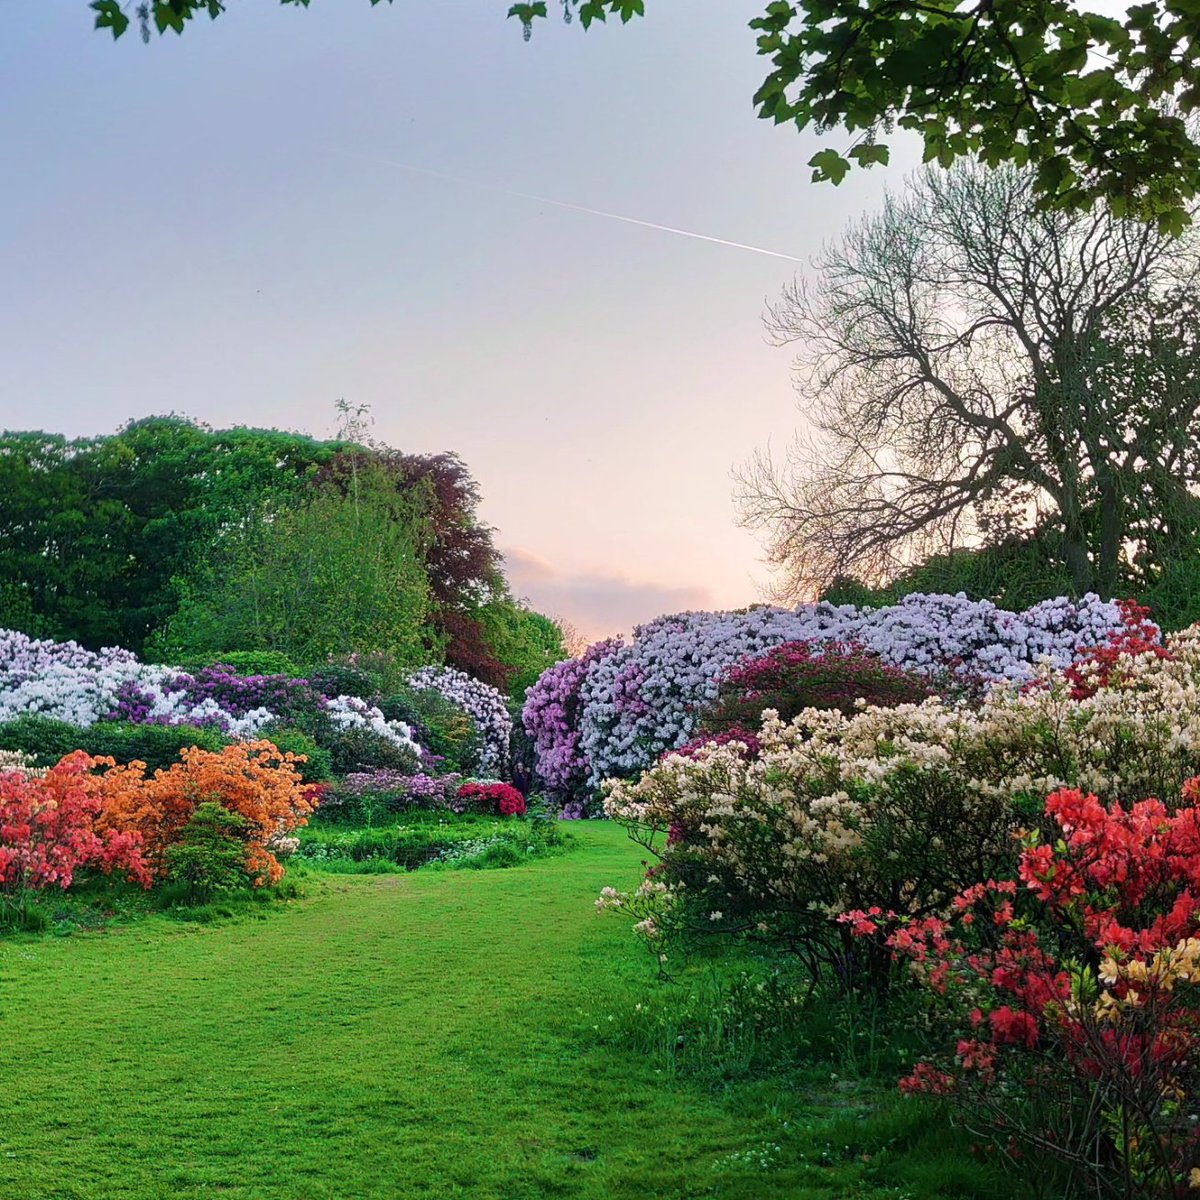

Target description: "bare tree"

left=739, top=165, right=1200, bottom=600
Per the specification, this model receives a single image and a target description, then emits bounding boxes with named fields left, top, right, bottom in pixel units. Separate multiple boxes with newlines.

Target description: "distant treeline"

left=0, top=416, right=564, bottom=696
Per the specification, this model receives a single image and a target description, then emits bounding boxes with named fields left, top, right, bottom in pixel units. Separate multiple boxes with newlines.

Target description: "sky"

left=0, top=0, right=922, bottom=640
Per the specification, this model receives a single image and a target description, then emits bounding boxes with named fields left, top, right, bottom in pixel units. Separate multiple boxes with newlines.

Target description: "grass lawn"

left=0, top=823, right=1017, bottom=1200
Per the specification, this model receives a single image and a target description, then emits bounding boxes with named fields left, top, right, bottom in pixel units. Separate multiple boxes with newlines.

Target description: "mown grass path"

left=0, top=824, right=1002, bottom=1200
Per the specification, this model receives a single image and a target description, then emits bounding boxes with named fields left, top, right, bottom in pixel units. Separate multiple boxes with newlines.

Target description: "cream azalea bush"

left=601, top=626, right=1200, bottom=981
left=0, top=749, right=36, bottom=775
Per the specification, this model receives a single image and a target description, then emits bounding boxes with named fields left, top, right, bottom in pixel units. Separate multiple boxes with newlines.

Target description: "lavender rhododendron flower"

left=522, top=593, right=1130, bottom=793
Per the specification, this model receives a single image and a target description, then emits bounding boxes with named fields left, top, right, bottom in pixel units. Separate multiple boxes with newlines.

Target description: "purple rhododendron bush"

left=523, top=592, right=1128, bottom=810
left=0, top=630, right=527, bottom=784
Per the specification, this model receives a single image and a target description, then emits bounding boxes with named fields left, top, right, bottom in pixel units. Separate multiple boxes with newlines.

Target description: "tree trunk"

left=1095, top=469, right=1123, bottom=598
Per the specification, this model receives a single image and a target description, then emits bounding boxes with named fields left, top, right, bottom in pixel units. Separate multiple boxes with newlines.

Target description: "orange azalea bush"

left=93, top=740, right=318, bottom=885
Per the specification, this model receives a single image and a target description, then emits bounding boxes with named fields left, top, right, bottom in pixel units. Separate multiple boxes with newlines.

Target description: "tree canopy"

left=93, top=0, right=1200, bottom=230
left=0, top=415, right=565, bottom=688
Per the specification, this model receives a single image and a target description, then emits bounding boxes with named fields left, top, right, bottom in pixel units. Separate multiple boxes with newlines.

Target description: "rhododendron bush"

left=455, top=781, right=526, bottom=817
left=842, top=782, right=1200, bottom=1198
left=602, top=621, right=1200, bottom=982
left=700, top=640, right=940, bottom=738
left=524, top=593, right=1127, bottom=800
left=405, top=666, right=511, bottom=778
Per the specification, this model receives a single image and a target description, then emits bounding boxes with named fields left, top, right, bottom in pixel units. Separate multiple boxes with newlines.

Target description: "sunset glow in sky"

left=0, top=1, right=921, bottom=639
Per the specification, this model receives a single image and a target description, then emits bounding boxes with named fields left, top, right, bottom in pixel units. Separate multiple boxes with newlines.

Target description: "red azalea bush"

left=699, top=640, right=941, bottom=744
left=845, top=779, right=1200, bottom=1198
left=0, top=752, right=151, bottom=917
left=456, top=781, right=527, bottom=817
left=1063, top=599, right=1170, bottom=699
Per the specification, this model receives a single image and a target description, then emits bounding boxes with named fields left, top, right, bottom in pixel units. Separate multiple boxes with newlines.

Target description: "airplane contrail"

left=324, top=147, right=805, bottom=264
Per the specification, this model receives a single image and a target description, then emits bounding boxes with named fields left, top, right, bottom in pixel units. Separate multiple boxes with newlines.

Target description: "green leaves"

left=808, top=147, right=851, bottom=183
left=88, top=0, right=1200, bottom=229
left=90, top=0, right=129, bottom=37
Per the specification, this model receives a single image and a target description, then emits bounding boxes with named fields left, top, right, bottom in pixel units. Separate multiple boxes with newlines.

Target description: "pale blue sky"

left=0, top=0, right=921, bottom=637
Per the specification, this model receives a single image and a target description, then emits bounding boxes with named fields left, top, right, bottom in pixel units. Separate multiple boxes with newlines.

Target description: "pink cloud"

left=501, top=546, right=713, bottom=642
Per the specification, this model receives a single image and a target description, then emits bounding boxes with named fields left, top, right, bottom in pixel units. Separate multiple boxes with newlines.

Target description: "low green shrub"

left=174, top=650, right=302, bottom=678
left=260, top=725, right=332, bottom=783
left=379, top=684, right=482, bottom=774
left=304, top=662, right=377, bottom=702
left=0, top=716, right=231, bottom=772
left=0, top=715, right=84, bottom=765
left=313, top=723, right=420, bottom=776
left=163, top=803, right=252, bottom=905
left=298, top=812, right=561, bottom=872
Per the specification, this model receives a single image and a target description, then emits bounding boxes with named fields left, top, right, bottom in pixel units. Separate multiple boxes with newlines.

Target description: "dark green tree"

left=0, top=417, right=337, bottom=651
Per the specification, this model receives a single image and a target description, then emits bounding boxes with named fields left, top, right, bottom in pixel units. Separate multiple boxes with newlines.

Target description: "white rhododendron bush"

left=0, top=628, right=421, bottom=754
left=599, top=622, right=1200, bottom=977
left=524, top=592, right=1128, bottom=799
left=405, top=665, right=512, bottom=777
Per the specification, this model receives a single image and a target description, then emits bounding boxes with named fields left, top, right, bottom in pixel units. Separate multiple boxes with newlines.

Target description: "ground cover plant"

left=296, top=808, right=560, bottom=872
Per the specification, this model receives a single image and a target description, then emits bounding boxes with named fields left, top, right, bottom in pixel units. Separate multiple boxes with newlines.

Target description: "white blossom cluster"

left=0, top=748, right=36, bottom=774
left=576, top=593, right=1125, bottom=785
left=0, top=629, right=282, bottom=734
left=603, top=627, right=1200, bottom=933
left=406, top=665, right=512, bottom=778
left=324, top=694, right=422, bottom=756
left=0, top=628, right=144, bottom=726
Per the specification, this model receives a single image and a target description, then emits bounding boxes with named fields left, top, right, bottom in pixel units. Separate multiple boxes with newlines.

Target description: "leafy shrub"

left=83, top=722, right=233, bottom=772
left=379, top=684, right=482, bottom=774
left=163, top=803, right=251, bottom=904
left=315, top=722, right=420, bottom=777
left=847, top=781, right=1200, bottom=1199
left=0, top=716, right=231, bottom=772
left=0, top=715, right=90, bottom=765
left=260, top=725, right=332, bottom=783
left=305, top=662, right=378, bottom=702
left=700, top=640, right=940, bottom=738
left=94, top=740, right=317, bottom=884
left=174, top=650, right=301, bottom=678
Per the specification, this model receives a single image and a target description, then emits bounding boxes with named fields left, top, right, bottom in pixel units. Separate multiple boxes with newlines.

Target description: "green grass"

left=0, top=823, right=1020, bottom=1199
left=297, top=809, right=565, bottom=871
